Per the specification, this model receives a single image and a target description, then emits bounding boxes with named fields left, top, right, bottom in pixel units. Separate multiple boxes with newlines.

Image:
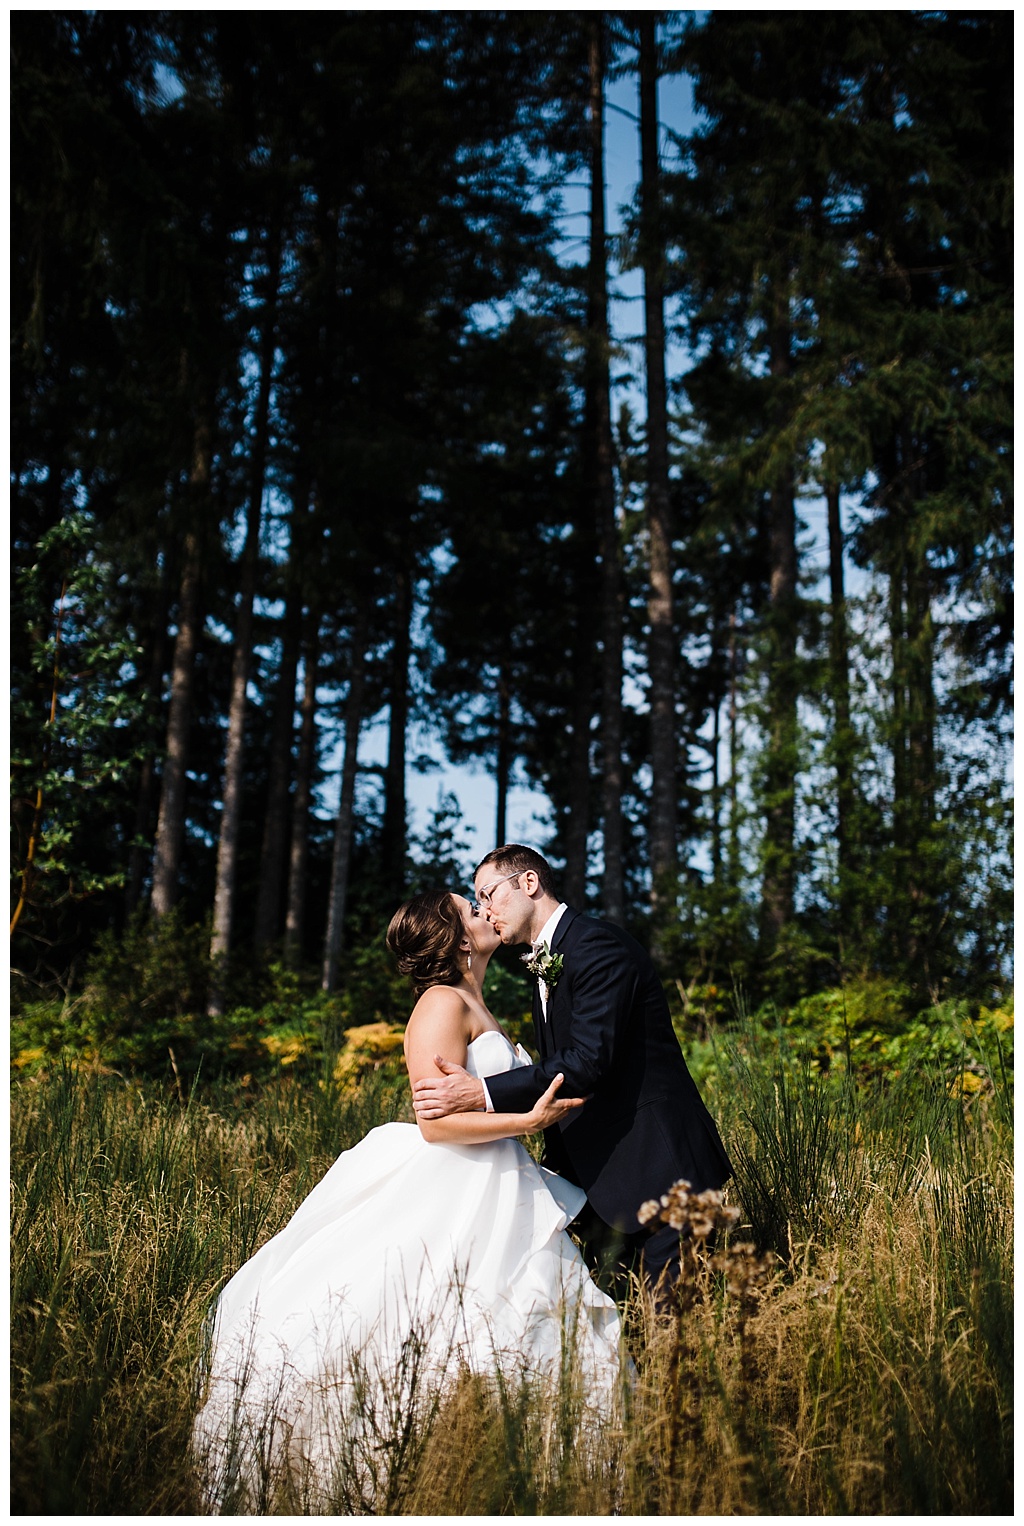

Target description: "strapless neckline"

left=464, top=1028, right=530, bottom=1081
left=467, top=1028, right=515, bottom=1052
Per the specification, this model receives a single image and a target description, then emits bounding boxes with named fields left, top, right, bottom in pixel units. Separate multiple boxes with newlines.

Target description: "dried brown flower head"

left=637, top=1177, right=774, bottom=1310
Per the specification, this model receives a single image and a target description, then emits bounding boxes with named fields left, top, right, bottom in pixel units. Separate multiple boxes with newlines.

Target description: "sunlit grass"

left=10, top=1032, right=1012, bottom=1514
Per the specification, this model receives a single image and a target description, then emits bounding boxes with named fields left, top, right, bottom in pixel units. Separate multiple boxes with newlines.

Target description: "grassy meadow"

left=10, top=1007, right=1013, bottom=1514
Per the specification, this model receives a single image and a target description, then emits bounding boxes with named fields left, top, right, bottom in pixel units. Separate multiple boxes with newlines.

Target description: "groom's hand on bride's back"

left=412, top=1056, right=487, bottom=1119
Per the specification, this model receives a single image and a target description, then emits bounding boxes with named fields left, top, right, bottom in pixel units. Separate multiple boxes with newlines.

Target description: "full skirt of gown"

left=191, top=1030, right=623, bottom=1510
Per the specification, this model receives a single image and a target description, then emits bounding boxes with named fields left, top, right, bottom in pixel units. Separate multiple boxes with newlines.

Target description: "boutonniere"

left=522, top=942, right=564, bottom=988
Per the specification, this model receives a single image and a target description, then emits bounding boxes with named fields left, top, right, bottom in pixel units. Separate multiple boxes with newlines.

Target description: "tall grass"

left=10, top=1030, right=1013, bottom=1514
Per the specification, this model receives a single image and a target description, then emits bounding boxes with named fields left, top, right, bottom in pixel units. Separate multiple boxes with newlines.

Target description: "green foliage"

left=707, top=999, right=1013, bottom=1263
left=657, top=871, right=759, bottom=997
left=11, top=511, right=151, bottom=966
left=666, top=9, right=1012, bottom=999
left=86, top=906, right=209, bottom=1016
left=332, top=931, right=420, bottom=1027
left=759, top=981, right=1014, bottom=1087
left=20, top=885, right=1010, bottom=1111
left=10, top=998, right=95, bottom=1077
left=479, top=955, right=536, bottom=1046
left=16, top=904, right=538, bottom=1085
left=15, top=914, right=355, bottom=1084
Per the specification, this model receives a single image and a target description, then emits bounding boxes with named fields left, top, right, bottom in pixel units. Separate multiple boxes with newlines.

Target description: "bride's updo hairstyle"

left=386, top=890, right=464, bottom=996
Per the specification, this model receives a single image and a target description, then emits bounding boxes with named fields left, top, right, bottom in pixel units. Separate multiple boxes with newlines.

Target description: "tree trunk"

left=127, top=753, right=158, bottom=918
left=254, top=486, right=309, bottom=949
left=563, top=646, right=593, bottom=906
left=760, top=471, right=798, bottom=941
left=495, top=666, right=511, bottom=848
left=759, top=313, right=799, bottom=946
left=906, top=559, right=937, bottom=994
left=639, top=13, right=677, bottom=942
left=150, top=416, right=211, bottom=918
left=381, top=563, right=412, bottom=902
left=888, top=532, right=916, bottom=976
left=905, top=553, right=936, bottom=830
left=889, top=533, right=908, bottom=845
left=125, top=575, right=170, bottom=917
left=826, top=480, right=854, bottom=940
left=710, top=666, right=722, bottom=882
left=728, top=609, right=741, bottom=885
left=563, top=438, right=600, bottom=898
left=322, top=606, right=369, bottom=992
left=587, top=16, right=624, bottom=926
left=283, top=608, right=320, bottom=964
left=209, top=228, right=281, bottom=1006
left=884, top=426, right=939, bottom=988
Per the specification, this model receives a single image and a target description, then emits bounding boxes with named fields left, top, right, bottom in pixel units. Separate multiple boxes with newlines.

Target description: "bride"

left=191, top=890, right=623, bottom=1511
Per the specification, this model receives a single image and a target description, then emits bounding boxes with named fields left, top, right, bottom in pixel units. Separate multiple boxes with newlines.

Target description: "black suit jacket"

left=485, top=908, right=733, bottom=1232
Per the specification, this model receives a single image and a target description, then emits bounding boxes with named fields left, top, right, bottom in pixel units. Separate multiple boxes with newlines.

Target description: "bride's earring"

left=466, top=951, right=473, bottom=973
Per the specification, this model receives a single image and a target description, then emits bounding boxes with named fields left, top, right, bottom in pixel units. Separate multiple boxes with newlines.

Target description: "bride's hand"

left=528, top=1073, right=586, bottom=1130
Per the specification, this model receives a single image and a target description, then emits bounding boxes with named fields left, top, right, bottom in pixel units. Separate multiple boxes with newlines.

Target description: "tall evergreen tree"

left=208, top=234, right=278, bottom=978
left=673, top=14, right=861, bottom=964
left=585, top=16, right=625, bottom=924
left=636, top=14, right=678, bottom=950
left=11, top=11, right=1010, bottom=1009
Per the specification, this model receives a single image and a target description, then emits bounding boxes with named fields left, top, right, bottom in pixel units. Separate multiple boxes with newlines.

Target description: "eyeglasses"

left=472, top=872, right=521, bottom=911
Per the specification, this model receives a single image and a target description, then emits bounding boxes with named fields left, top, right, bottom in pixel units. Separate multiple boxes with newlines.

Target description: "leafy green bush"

left=79, top=907, right=211, bottom=1060
left=11, top=996, right=93, bottom=1075
left=12, top=910, right=213, bottom=1076
left=17, top=904, right=1011, bottom=1115
left=759, top=978, right=1014, bottom=1089
left=14, top=907, right=538, bottom=1088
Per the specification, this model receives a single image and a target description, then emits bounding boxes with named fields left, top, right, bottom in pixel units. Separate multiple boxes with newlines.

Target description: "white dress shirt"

left=482, top=903, right=568, bottom=1112
left=532, top=902, right=569, bottom=1019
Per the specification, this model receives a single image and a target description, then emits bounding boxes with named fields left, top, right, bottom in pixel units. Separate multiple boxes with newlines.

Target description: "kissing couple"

left=193, top=844, right=732, bottom=1507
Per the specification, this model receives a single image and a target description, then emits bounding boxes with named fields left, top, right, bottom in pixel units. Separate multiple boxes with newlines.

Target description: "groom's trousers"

left=572, top=1202, right=684, bottom=1304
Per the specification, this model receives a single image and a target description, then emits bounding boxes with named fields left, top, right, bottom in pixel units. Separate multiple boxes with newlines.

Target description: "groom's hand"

left=412, top=1056, right=486, bottom=1119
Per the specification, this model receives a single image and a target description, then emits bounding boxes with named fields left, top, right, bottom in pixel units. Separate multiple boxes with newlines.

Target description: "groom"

left=412, top=844, right=733, bottom=1290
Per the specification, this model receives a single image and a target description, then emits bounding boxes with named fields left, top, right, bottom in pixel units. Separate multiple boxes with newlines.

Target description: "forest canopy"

left=11, top=11, right=1012, bottom=1052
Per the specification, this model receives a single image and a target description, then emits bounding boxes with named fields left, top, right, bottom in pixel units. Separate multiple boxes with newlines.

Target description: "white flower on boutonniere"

left=522, top=942, right=564, bottom=988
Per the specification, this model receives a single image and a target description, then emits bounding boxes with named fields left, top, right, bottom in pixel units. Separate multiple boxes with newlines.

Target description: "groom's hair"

left=475, top=844, right=558, bottom=898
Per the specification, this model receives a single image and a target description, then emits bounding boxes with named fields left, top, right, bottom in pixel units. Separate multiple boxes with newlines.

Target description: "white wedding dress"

left=192, top=1030, right=623, bottom=1510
